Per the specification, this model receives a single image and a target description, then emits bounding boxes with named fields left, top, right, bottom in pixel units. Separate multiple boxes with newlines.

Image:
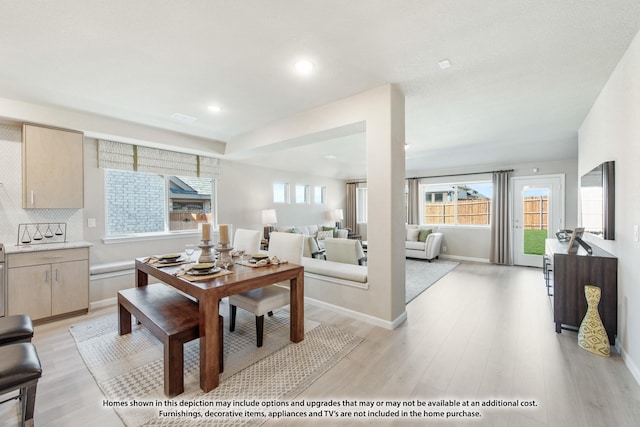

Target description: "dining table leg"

left=290, top=269, right=305, bottom=343
left=200, top=295, right=220, bottom=391
left=136, top=264, right=148, bottom=288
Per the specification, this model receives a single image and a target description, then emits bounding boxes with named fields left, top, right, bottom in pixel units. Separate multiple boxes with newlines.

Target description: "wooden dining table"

left=134, top=258, right=305, bottom=392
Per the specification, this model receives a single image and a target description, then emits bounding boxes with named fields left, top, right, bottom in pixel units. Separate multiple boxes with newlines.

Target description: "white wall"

left=217, top=161, right=345, bottom=229
left=578, top=29, right=640, bottom=383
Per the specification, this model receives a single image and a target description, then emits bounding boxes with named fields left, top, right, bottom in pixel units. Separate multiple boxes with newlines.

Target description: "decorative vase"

left=578, top=285, right=610, bottom=357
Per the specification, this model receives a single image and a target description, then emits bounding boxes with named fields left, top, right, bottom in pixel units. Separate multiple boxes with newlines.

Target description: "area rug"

left=405, top=259, right=459, bottom=303
left=70, top=307, right=362, bottom=426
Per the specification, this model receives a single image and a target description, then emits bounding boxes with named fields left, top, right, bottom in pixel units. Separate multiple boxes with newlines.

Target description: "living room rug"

left=405, top=259, right=459, bottom=303
left=70, top=307, right=362, bottom=427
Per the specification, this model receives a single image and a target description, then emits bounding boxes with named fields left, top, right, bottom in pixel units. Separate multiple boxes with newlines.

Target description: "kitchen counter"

left=4, top=241, right=92, bottom=254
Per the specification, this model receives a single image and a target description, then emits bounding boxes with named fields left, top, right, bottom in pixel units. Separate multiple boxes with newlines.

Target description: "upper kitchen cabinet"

left=22, top=123, right=84, bottom=208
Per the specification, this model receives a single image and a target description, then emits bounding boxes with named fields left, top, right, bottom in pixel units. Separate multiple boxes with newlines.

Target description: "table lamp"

left=261, top=209, right=277, bottom=240
left=334, top=209, right=344, bottom=229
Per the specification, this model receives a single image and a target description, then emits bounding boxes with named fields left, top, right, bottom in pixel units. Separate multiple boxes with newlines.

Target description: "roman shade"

left=98, top=140, right=219, bottom=178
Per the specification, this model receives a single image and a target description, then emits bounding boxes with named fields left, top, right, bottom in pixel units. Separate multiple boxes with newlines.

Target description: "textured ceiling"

left=1, top=1, right=640, bottom=179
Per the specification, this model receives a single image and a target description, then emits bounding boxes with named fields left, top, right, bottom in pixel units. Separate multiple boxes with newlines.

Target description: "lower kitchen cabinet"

left=7, top=247, right=89, bottom=322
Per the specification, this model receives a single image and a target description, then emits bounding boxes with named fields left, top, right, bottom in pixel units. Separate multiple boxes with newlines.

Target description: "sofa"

left=405, top=224, right=443, bottom=261
left=275, top=224, right=348, bottom=252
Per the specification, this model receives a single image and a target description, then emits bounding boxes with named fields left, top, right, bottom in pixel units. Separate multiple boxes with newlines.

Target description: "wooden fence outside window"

left=423, top=196, right=548, bottom=228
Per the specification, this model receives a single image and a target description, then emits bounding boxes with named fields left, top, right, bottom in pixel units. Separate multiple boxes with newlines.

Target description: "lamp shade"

left=334, top=209, right=344, bottom=221
left=261, top=209, right=277, bottom=225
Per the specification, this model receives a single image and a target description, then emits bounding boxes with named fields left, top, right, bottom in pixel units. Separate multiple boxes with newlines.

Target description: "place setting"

left=175, top=261, right=233, bottom=282
left=143, top=252, right=189, bottom=268
left=175, top=224, right=236, bottom=281
left=237, top=253, right=289, bottom=267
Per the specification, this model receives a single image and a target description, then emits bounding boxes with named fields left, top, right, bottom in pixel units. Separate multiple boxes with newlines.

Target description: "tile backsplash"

left=0, top=123, right=83, bottom=245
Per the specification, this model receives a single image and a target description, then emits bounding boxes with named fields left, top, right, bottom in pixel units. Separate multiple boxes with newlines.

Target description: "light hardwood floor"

left=2, top=262, right=639, bottom=426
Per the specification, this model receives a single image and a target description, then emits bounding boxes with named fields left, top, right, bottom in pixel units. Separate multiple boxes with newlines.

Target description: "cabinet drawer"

left=8, top=248, right=89, bottom=268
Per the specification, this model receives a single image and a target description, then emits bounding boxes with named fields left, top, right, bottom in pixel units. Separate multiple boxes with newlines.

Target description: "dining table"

left=134, top=257, right=305, bottom=392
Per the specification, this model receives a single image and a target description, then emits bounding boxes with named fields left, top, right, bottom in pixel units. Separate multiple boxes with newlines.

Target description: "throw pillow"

left=418, top=229, right=432, bottom=242
left=406, top=228, right=420, bottom=242
left=317, top=230, right=333, bottom=240
left=323, top=226, right=337, bottom=237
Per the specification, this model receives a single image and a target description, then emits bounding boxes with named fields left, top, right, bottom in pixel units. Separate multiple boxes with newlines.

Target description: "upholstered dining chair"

left=228, top=232, right=304, bottom=347
left=233, top=228, right=261, bottom=255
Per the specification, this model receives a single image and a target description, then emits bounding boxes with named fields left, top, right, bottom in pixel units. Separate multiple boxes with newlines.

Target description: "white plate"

left=188, top=267, right=221, bottom=276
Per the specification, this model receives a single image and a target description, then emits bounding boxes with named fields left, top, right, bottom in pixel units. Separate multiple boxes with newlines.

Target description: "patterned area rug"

left=405, top=259, right=459, bottom=303
left=70, top=305, right=362, bottom=426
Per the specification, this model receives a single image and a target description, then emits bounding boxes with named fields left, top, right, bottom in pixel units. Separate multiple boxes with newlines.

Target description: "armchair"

left=324, top=238, right=366, bottom=265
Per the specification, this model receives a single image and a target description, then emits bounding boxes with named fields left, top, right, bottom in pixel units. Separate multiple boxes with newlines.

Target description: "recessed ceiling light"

left=207, top=105, right=222, bottom=113
left=438, top=59, right=451, bottom=70
left=170, top=112, right=197, bottom=123
left=323, top=154, right=337, bottom=159
left=294, top=59, right=314, bottom=76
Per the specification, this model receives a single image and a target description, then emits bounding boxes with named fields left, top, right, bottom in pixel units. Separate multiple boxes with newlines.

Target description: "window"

left=421, top=182, right=492, bottom=226
left=357, top=187, right=368, bottom=223
left=105, top=169, right=214, bottom=237
left=273, top=183, right=290, bottom=203
left=295, top=184, right=310, bottom=204
left=314, top=186, right=327, bottom=204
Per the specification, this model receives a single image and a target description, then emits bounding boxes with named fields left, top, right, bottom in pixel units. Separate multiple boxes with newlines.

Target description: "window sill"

left=103, top=230, right=203, bottom=245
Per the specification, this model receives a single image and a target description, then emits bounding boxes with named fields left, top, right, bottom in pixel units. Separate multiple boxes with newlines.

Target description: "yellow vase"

left=578, top=285, right=610, bottom=357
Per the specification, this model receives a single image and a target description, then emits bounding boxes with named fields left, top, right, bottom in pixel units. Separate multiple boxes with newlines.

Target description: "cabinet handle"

left=44, top=255, right=64, bottom=259
left=45, top=270, right=49, bottom=283
left=31, top=190, right=34, bottom=206
left=55, top=268, right=59, bottom=282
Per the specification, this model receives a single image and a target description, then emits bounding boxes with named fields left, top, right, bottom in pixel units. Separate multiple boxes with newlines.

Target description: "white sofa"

left=275, top=224, right=348, bottom=251
left=405, top=224, right=443, bottom=261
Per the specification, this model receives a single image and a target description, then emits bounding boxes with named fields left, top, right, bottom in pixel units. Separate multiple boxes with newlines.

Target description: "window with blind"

left=99, top=140, right=219, bottom=237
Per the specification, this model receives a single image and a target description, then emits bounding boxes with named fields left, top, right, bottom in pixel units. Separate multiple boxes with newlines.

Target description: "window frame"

left=314, top=186, right=327, bottom=205
left=103, top=169, right=216, bottom=243
left=419, top=181, right=492, bottom=228
left=273, top=182, right=290, bottom=204
left=295, top=184, right=310, bottom=204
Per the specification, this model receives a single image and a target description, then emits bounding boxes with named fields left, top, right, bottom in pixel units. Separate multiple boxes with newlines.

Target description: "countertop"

left=4, top=241, right=92, bottom=254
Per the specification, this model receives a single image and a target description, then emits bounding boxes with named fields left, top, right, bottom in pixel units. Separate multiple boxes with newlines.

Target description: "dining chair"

left=228, top=232, right=304, bottom=347
left=233, top=228, right=261, bottom=255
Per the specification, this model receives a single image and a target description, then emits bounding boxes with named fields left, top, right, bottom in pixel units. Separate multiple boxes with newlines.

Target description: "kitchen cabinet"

left=7, top=247, right=89, bottom=322
left=22, top=123, right=84, bottom=208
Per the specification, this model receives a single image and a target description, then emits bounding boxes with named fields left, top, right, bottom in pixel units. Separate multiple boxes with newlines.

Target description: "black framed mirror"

left=579, top=161, right=615, bottom=240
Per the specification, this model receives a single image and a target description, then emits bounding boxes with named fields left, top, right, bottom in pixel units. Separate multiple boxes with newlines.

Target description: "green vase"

left=578, top=285, right=610, bottom=357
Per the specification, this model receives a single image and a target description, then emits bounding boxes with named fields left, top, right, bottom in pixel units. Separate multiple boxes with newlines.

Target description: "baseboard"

left=439, top=254, right=490, bottom=263
left=619, top=340, right=640, bottom=386
left=90, top=297, right=117, bottom=311
left=305, top=296, right=407, bottom=330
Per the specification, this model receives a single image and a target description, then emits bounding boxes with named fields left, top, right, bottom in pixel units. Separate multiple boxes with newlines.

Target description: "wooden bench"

left=117, top=283, right=223, bottom=397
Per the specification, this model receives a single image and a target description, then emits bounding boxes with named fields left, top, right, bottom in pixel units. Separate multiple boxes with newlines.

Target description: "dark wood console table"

left=545, top=239, right=617, bottom=344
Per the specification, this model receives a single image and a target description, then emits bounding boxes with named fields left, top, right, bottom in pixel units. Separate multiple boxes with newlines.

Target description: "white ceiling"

left=2, top=1, right=640, bottom=179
